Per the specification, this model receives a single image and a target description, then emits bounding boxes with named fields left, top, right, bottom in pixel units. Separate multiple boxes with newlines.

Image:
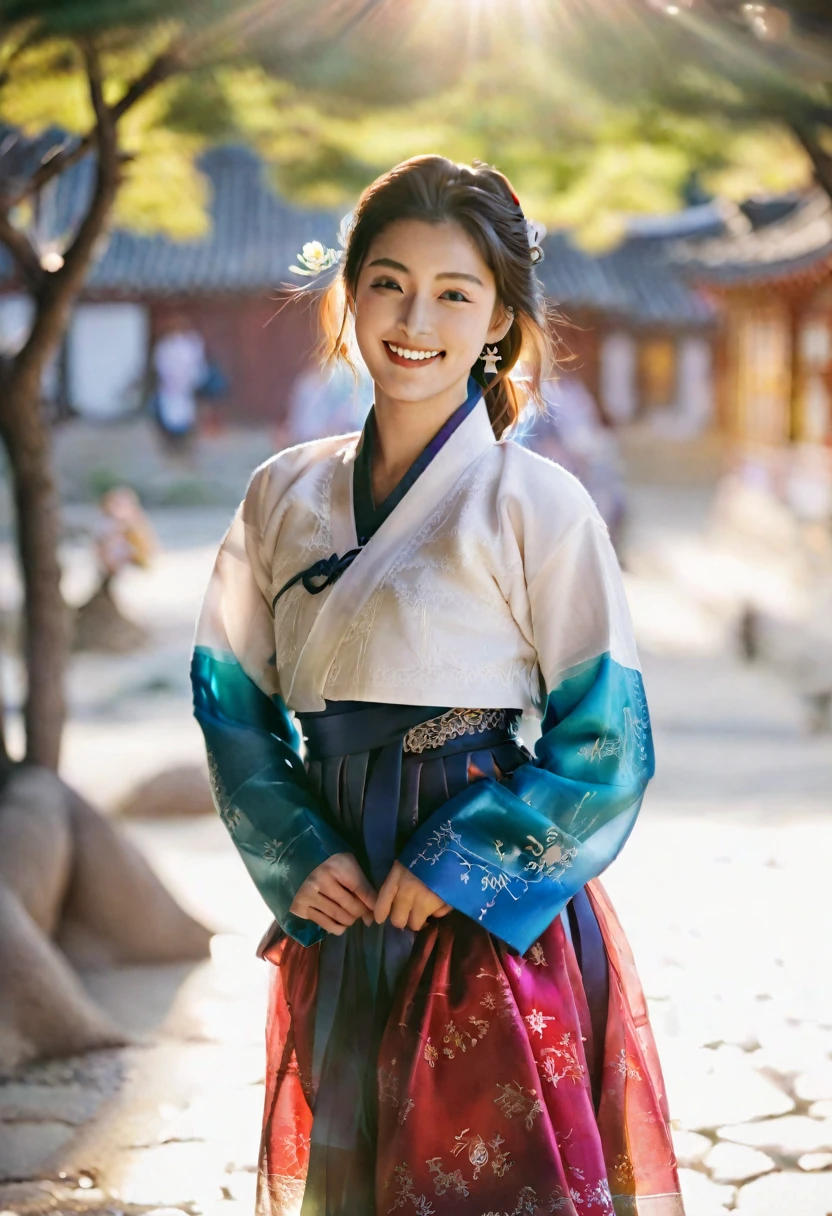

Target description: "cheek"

left=354, top=290, right=390, bottom=337
left=452, top=309, right=495, bottom=357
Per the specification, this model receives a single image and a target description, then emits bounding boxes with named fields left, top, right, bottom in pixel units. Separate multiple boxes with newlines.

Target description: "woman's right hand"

left=290, top=853, right=377, bottom=935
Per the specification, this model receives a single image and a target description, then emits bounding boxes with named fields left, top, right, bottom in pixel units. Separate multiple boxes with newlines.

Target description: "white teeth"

left=388, top=343, right=440, bottom=360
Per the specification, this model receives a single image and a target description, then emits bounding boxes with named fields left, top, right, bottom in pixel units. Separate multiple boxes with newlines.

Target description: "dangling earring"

left=480, top=345, right=502, bottom=378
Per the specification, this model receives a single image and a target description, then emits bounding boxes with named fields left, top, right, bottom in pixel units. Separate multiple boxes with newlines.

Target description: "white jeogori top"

left=196, top=396, right=640, bottom=714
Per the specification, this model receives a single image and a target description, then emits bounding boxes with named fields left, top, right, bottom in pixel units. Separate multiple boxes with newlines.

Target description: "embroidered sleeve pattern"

left=191, top=471, right=348, bottom=947
left=398, top=512, right=654, bottom=954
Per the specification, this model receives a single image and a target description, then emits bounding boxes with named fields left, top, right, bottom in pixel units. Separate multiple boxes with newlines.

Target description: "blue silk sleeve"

left=397, top=652, right=654, bottom=954
left=191, top=646, right=349, bottom=947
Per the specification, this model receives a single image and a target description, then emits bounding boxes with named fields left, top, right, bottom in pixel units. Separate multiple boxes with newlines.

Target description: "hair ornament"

left=290, top=239, right=342, bottom=277
left=525, top=217, right=546, bottom=265
left=337, top=209, right=355, bottom=250
left=289, top=208, right=356, bottom=277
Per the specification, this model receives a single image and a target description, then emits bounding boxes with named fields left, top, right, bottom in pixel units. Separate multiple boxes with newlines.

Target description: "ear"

left=486, top=303, right=514, bottom=346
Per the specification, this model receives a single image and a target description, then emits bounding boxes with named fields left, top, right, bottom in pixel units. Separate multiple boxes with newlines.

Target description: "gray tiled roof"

left=673, top=189, right=832, bottom=285
left=0, top=141, right=339, bottom=294
left=537, top=227, right=715, bottom=329
left=0, top=134, right=714, bottom=326
left=89, top=146, right=339, bottom=293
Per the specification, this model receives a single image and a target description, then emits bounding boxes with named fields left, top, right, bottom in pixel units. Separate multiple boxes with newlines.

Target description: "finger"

left=310, top=892, right=356, bottom=927
left=389, top=890, right=414, bottom=931
left=334, top=858, right=378, bottom=910
left=432, top=902, right=453, bottom=918
left=407, top=905, right=428, bottom=933
left=308, top=909, right=347, bottom=935
left=374, top=871, right=399, bottom=924
left=328, top=883, right=372, bottom=922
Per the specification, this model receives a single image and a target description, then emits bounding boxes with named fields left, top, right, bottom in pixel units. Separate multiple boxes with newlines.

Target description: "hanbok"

left=191, top=377, right=683, bottom=1216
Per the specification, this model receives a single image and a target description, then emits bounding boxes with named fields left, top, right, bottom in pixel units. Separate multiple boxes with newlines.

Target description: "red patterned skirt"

left=257, top=703, right=683, bottom=1215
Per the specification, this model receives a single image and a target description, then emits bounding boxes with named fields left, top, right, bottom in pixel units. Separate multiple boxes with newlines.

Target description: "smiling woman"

left=191, top=155, right=685, bottom=1216
left=318, top=156, right=552, bottom=446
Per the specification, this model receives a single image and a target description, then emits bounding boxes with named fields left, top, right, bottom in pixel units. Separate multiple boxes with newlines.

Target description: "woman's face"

left=352, top=218, right=513, bottom=408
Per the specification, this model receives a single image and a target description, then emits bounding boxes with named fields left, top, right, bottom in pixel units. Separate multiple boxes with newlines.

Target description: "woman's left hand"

left=375, top=861, right=452, bottom=931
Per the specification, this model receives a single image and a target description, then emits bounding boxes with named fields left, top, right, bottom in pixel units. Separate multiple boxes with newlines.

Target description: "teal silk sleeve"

left=191, top=645, right=349, bottom=947
left=397, top=653, right=654, bottom=954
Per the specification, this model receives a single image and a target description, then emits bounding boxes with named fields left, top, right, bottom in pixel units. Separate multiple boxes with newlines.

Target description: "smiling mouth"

left=383, top=341, right=445, bottom=367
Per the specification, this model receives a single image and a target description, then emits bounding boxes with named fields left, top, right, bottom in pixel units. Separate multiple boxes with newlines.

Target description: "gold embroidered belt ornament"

left=403, top=708, right=511, bottom=754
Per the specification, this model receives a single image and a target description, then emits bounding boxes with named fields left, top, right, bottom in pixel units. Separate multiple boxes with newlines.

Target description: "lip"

left=383, top=340, right=445, bottom=368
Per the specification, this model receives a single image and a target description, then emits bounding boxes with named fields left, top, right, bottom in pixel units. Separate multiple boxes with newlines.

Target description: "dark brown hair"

left=317, top=154, right=560, bottom=438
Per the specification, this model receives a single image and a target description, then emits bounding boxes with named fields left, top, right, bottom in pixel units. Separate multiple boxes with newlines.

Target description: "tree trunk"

left=0, top=369, right=67, bottom=769
left=0, top=46, right=121, bottom=768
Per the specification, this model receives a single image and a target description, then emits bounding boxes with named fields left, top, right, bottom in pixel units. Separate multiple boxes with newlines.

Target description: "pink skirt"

left=257, top=878, right=684, bottom=1216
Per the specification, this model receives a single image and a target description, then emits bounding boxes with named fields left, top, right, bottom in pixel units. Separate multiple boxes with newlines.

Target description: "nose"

left=399, top=292, right=434, bottom=340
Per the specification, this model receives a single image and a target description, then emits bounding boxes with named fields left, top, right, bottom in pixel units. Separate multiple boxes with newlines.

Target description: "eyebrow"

left=366, top=257, right=484, bottom=286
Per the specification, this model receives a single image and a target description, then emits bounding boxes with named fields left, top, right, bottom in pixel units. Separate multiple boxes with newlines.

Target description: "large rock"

left=0, top=768, right=73, bottom=934
left=57, top=788, right=211, bottom=967
left=116, top=765, right=214, bottom=820
left=0, top=885, right=127, bottom=1072
left=0, top=766, right=211, bottom=1070
left=0, top=1082, right=104, bottom=1125
left=0, top=1120, right=76, bottom=1183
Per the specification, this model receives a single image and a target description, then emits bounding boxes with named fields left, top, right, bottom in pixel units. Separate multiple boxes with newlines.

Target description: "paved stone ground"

left=0, top=482, right=831, bottom=1216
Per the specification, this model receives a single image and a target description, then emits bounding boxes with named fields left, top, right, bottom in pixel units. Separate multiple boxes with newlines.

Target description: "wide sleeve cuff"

left=398, top=768, right=645, bottom=954
left=260, top=819, right=350, bottom=947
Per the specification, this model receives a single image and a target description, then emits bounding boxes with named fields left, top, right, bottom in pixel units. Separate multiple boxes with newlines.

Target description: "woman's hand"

left=290, top=853, right=377, bottom=935
left=374, top=861, right=452, bottom=932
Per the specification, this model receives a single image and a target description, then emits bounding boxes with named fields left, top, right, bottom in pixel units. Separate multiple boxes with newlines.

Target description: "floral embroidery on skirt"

left=257, top=881, right=683, bottom=1216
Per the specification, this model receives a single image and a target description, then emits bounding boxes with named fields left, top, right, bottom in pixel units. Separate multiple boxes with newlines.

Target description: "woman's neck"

left=370, top=373, right=471, bottom=504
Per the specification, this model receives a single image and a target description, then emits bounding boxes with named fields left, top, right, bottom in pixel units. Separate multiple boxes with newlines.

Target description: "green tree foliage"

left=545, top=0, right=831, bottom=206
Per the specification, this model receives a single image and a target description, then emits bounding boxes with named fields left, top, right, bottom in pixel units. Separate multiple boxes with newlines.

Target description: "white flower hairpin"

left=290, top=240, right=343, bottom=277
left=289, top=209, right=354, bottom=277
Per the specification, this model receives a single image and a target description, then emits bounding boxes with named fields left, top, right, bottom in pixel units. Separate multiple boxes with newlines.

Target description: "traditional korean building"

left=674, top=189, right=832, bottom=450
left=0, top=136, right=738, bottom=437
left=537, top=206, right=721, bottom=435
left=0, top=143, right=339, bottom=425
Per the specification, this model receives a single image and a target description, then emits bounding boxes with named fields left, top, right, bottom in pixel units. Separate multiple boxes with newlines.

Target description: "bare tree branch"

left=14, top=40, right=120, bottom=388
left=0, top=210, right=42, bottom=290
left=5, top=43, right=182, bottom=211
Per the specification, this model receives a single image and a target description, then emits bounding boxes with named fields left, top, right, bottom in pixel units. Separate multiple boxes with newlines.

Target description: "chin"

left=368, top=364, right=467, bottom=404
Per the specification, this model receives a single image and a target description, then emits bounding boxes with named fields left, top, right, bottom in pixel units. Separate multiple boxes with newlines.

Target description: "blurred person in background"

left=277, top=359, right=373, bottom=447
left=191, top=156, right=682, bottom=1216
left=95, top=486, right=157, bottom=581
left=74, top=487, right=157, bottom=653
left=150, top=313, right=208, bottom=455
